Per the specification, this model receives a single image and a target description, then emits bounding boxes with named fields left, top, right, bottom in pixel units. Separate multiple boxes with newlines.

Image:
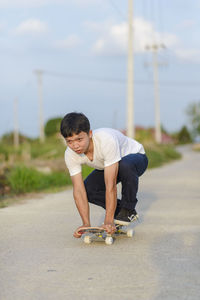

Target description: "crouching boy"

left=60, top=112, right=148, bottom=237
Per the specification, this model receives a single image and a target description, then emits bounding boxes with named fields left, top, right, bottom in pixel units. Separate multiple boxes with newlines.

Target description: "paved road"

left=0, top=145, right=200, bottom=300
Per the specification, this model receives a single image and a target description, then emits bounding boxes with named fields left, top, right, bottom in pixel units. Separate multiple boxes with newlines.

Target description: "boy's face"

left=65, top=131, right=92, bottom=154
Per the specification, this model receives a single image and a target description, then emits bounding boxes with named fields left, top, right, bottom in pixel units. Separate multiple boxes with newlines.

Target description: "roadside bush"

left=30, top=136, right=65, bottom=159
left=1, top=132, right=31, bottom=145
left=135, top=128, right=153, bottom=143
left=0, top=144, right=10, bottom=161
left=145, top=145, right=181, bottom=169
left=177, top=126, right=192, bottom=144
left=7, top=165, right=71, bottom=194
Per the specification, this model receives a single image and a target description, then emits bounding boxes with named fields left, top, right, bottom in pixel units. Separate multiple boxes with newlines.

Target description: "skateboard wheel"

left=105, top=236, right=113, bottom=245
left=127, top=229, right=134, bottom=237
left=84, top=235, right=92, bottom=244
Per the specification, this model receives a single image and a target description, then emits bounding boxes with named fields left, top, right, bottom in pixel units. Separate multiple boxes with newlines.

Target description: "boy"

left=60, top=112, right=148, bottom=238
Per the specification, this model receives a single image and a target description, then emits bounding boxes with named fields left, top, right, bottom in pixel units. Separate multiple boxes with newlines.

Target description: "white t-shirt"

left=65, top=128, right=145, bottom=176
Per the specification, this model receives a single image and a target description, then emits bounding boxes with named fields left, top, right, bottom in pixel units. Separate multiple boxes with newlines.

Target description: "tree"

left=177, top=126, right=192, bottom=144
left=186, top=102, right=200, bottom=138
left=44, top=117, right=62, bottom=137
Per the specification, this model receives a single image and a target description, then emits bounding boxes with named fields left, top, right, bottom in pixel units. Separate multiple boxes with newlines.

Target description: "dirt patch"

left=25, top=158, right=67, bottom=173
left=193, top=143, right=200, bottom=151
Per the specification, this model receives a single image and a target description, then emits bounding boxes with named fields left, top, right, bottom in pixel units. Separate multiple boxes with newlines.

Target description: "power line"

left=44, top=70, right=125, bottom=83
left=107, top=0, right=126, bottom=20
left=158, top=0, right=165, bottom=36
left=43, top=70, right=200, bottom=87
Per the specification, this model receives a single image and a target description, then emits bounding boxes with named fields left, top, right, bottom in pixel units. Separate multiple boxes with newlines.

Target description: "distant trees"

left=44, top=117, right=62, bottom=137
left=171, top=125, right=192, bottom=144
left=186, top=102, right=200, bottom=139
left=177, top=126, right=192, bottom=144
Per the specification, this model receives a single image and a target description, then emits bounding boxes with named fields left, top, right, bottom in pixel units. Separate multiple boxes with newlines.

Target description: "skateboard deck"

left=76, top=224, right=135, bottom=245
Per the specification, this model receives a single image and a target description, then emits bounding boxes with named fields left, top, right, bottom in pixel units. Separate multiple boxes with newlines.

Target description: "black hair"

left=60, top=112, right=90, bottom=138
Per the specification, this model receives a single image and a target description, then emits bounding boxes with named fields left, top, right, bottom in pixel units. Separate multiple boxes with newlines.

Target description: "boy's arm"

left=103, top=162, right=119, bottom=231
left=71, top=173, right=90, bottom=227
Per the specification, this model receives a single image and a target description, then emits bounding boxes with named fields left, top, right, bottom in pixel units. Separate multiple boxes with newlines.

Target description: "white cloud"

left=177, top=19, right=196, bottom=30
left=91, top=17, right=179, bottom=56
left=15, top=19, right=48, bottom=35
left=87, top=17, right=200, bottom=63
left=84, top=19, right=115, bottom=34
left=55, top=34, right=81, bottom=49
left=162, top=33, right=179, bottom=49
left=175, top=48, right=200, bottom=63
left=0, top=22, right=4, bottom=32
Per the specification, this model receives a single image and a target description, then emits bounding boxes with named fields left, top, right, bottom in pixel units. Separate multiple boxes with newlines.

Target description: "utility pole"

left=152, top=44, right=161, bottom=144
left=127, top=0, right=134, bottom=138
left=146, top=44, right=164, bottom=144
left=34, top=69, right=45, bottom=143
left=14, top=98, right=19, bottom=149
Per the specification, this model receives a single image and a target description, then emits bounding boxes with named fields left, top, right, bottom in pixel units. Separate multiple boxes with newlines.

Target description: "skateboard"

left=76, top=224, right=135, bottom=245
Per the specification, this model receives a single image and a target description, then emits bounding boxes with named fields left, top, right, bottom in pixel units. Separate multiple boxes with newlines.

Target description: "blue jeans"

left=84, top=153, right=148, bottom=211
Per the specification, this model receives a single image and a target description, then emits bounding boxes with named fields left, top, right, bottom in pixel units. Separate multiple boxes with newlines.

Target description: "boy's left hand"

left=102, top=223, right=116, bottom=234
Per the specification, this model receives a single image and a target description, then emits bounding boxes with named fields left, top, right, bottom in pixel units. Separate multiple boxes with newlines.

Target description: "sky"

left=1, top=0, right=200, bottom=138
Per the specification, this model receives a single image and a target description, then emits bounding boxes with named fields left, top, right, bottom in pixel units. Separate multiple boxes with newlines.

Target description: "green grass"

left=0, top=165, right=93, bottom=208
left=145, top=144, right=181, bottom=169
left=82, top=165, right=94, bottom=179
left=0, top=143, right=20, bottom=161
left=6, top=165, right=71, bottom=194
left=29, top=136, right=66, bottom=159
left=1, top=164, right=92, bottom=201
left=0, top=135, right=66, bottom=162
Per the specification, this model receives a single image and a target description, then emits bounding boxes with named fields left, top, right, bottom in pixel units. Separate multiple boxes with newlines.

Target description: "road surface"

left=0, top=145, right=199, bottom=300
